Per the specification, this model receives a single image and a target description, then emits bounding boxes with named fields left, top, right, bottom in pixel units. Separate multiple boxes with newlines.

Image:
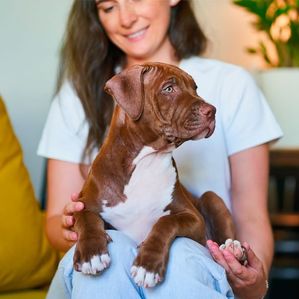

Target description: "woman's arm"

left=46, top=159, right=88, bottom=252
left=207, top=143, right=273, bottom=299
left=230, top=143, right=273, bottom=274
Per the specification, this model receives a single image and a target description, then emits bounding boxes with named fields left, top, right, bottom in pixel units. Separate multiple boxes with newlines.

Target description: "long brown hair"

left=57, top=0, right=207, bottom=161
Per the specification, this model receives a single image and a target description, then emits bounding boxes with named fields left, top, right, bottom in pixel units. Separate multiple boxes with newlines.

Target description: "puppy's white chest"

left=100, top=146, right=176, bottom=244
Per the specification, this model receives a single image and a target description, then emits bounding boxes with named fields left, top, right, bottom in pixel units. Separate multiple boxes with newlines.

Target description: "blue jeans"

left=46, top=230, right=234, bottom=299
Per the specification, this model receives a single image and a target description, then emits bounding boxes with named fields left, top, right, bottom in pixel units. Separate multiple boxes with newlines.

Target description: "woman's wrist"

left=262, top=262, right=269, bottom=295
left=265, top=278, right=269, bottom=293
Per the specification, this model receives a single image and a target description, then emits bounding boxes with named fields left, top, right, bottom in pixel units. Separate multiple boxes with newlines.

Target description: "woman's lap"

left=46, top=230, right=234, bottom=299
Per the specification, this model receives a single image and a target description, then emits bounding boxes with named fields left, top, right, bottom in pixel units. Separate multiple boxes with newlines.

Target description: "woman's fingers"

left=61, top=193, right=84, bottom=242
left=223, top=242, right=263, bottom=279
left=243, top=242, right=263, bottom=271
left=207, top=240, right=231, bottom=272
left=71, top=192, right=80, bottom=202
left=62, top=215, right=74, bottom=228
left=62, top=227, right=78, bottom=242
left=63, top=200, right=84, bottom=216
left=222, top=249, right=250, bottom=280
left=208, top=240, right=268, bottom=299
left=208, top=240, right=253, bottom=281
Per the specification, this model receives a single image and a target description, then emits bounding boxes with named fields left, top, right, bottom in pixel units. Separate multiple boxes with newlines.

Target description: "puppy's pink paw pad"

left=219, top=239, right=248, bottom=265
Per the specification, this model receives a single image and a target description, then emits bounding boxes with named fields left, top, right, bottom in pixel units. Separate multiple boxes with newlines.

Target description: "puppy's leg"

left=131, top=212, right=205, bottom=288
left=197, top=191, right=235, bottom=244
left=73, top=207, right=111, bottom=275
left=197, top=191, right=247, bottom=265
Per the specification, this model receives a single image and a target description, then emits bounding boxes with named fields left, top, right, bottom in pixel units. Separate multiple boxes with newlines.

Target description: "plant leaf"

left=246, top=47, right=258, bottom=54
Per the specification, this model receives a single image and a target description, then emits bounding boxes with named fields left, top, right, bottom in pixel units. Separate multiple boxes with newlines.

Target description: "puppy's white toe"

left=81, top=253, right=111, bottom=275
left=219, top=239, right=232, bottom=251
left=225, top=238, right=233, bottom=247
left=130, top=266, right=160, bottom=288
left=132, top=266, right=146, bottom=286
left=233, top=240, right=241, bottom=248
left=131, top=265, right=138, bottom=277
left=219, top=244, right=226, bottom=250
left=144, top=272, right=156, bottom=288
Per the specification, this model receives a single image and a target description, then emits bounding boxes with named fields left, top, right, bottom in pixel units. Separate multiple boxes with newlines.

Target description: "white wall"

left=0, top=0, right=270, bottom=198
left=0, top=0, right=73, bottom=198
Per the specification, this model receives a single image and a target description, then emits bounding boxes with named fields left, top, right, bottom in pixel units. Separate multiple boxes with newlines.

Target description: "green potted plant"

left=233, top=0, right=299, bottom=148
left=233, top=0, right=299, bottom=67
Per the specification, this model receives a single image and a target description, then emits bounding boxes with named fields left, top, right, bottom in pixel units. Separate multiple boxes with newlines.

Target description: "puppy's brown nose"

left=201, top=103, right=216, bottom=119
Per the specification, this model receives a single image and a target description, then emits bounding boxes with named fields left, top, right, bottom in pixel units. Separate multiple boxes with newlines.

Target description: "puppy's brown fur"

left=73, top=63, right=236, bottom=286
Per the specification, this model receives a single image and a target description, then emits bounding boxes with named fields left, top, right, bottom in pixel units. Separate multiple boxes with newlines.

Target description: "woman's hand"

left=61, top=193, right=84, bottom=243
left=207, top=240, right=268, bottom=299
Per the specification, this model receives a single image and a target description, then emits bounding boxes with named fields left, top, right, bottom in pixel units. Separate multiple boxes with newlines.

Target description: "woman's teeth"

left=127, top=29, right=146, bottom=39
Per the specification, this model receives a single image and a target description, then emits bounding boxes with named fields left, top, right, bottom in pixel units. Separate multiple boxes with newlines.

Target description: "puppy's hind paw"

left=219, top=239, right=248, bottom=265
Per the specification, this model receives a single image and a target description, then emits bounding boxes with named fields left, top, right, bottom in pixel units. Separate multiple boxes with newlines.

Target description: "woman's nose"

left=119, top=3, right=137, bottom=28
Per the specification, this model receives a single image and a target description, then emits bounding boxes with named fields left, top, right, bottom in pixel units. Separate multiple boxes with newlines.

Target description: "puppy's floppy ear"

left=104, top=65, right=144, bottom=120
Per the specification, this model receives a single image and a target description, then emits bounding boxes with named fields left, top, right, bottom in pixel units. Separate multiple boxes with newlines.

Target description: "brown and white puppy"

left=73, top=62, right=246, bottom=288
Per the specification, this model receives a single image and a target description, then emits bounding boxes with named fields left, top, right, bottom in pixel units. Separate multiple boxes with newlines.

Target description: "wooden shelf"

left=270, top=149, right=299, bottom=167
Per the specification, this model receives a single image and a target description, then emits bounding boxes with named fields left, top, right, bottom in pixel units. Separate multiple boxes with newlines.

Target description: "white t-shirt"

left=38, top=57, right=283, bottom=210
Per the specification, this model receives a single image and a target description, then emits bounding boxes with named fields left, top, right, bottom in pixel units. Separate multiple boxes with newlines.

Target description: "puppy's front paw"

left=74, top=234, right=111, bottom=275
left=76, top=253, right=111, bottom=275
left=131, top=244, right=166, bottom=288
left=131, top=265, right=161, bottom=288
left=219, top=239, right=248, bottom=265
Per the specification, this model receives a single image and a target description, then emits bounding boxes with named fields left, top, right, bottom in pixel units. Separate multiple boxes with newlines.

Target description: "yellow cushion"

left=0, top=96, right=59, bottom=292
left=0, top=289, right=47, bottom=299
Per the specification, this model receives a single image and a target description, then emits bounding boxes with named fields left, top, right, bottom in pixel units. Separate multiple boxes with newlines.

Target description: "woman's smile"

left=98, top=0, right=180, bottom=65
left=125, top=26, right=148, bottom=42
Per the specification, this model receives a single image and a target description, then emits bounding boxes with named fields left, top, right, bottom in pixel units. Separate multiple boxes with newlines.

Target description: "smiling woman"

left=96, top=0, right=178, bottom=64
left=54, top=0, right=206, bottom=161
left=39, top=0, right=282, bottom=298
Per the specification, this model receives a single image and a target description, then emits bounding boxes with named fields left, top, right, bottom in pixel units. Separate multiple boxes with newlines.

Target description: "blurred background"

left=1, top=0, right=296, bottom=197
left=0, top=0, right=298, bottom=298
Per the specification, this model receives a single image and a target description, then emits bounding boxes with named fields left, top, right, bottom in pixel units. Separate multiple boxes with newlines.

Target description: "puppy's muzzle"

left=184, top=102, right=216, bottom=139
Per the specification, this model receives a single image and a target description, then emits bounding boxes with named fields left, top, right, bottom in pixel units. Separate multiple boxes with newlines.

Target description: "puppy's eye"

left=162, top=85, right=174, bottom=93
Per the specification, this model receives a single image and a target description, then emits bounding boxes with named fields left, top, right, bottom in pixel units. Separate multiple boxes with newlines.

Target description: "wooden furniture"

left=268, top=148, right=299, bottom=298
left=270, top=149, right=299, bottom=211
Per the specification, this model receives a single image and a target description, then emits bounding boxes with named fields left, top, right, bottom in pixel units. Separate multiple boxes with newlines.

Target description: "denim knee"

left=106, top=230, right=138, bottom=271
left=168, top=237, right=233, bottom=297
left=169, top=237, right=211, bottom=262
left=56, top=230, right=138, bottom=282
left=168, top=237, right=226, bottom=280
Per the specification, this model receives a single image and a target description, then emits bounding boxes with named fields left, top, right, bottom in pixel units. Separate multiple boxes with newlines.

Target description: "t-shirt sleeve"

left=37, top=82, right=91, bottom=164
left=220, top=68, right=283, bottom=156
